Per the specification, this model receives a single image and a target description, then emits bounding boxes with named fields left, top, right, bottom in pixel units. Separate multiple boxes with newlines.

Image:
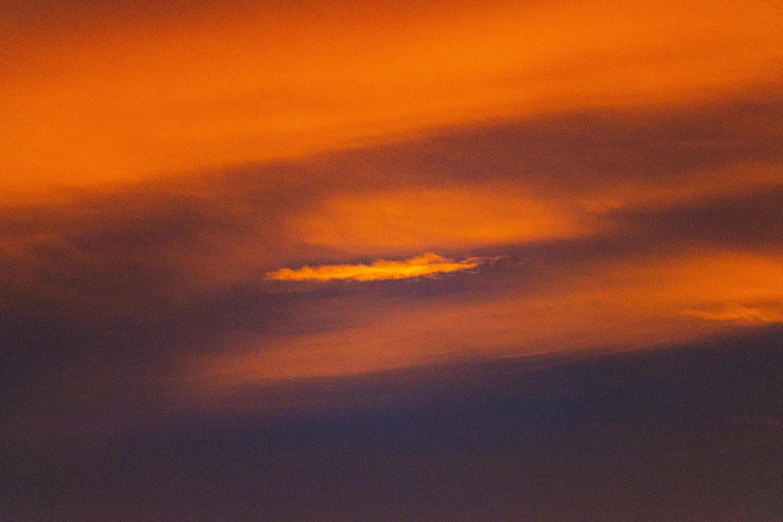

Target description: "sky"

left=2, top=1, right=783, bottom=520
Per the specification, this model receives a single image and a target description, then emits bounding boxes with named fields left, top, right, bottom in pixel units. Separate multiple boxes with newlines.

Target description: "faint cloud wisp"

left=683, top=302, right=783, bottom=324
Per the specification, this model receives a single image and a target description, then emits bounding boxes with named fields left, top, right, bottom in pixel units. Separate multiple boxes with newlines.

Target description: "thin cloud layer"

left=265, top=253, right=489, bottom=282
left=190, top=250, right=783, bottom=384
left=683, top=303, right=783, bottom=324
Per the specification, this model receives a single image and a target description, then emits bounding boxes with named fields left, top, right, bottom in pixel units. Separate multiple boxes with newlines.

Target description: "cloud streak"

left=683, top=303, right=783, bottom=324
left=2, top=0, right=782, bottom=196
left=265, top=253, right=490, bottom=282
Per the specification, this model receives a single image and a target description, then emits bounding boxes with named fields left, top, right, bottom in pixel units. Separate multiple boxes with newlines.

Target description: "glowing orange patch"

left=2, top=1, right=782, bottom=198
left=265, top=253, right=490, bottom=282
left=293, top=186, right=594, bottom=254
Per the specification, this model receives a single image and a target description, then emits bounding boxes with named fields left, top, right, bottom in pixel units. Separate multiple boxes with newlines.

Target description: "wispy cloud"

left=265, top=253, right=492, bottom=282
left=683, top=303, right=783, bottom=324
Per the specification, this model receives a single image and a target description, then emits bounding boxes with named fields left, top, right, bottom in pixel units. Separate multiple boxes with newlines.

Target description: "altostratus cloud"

left=265, top=253, right=493, bottom=282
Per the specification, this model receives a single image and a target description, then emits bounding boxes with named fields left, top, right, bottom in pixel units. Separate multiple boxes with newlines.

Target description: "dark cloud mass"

left=315, top=88, right=783, bottom=193
left=615, top=185, right=783, bottom=250
left=4, top=327, right=783, bottom=520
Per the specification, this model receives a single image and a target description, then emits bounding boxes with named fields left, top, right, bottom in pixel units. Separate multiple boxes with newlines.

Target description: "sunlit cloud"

left=293, top=186, right=596, bottom=254
left=5, top=5, right=783, bottom=515
left=683, top=303, right=783, bottom=324
left=265, top=253, right=492, bottom=282
left=186, top=250, right=783, bottom=386
left=2, top=0, right=782, bottom=199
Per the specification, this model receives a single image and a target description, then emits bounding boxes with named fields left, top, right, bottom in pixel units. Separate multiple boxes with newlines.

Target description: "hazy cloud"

left=683, top=303, right=783, bottom=324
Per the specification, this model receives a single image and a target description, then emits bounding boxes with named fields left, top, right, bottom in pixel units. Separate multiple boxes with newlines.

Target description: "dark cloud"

left=4, top=326, right=782, bottom=520
left=615, top=184, right=783, bottom=251
left=312, top=87, right=783, bottom=195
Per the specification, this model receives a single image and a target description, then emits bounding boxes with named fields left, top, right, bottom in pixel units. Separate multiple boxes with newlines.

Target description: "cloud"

left=3, top=0, right=782, bottom=194
left=292, top=186, right=597, bottom=254
left=265, top=253, right=492, bottom=282
left=3, top=89, right=783, bottom=444
left=683, top=303, right=783, bottom=324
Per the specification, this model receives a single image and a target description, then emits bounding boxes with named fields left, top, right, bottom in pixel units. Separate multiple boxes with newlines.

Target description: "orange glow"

left=3, top=0, right=783, bottom=428
left=189, top=250, right=783, bottom=385
left=294, top=186, right=595, bottom=254
left=682, top=303, right=783, bottom=324
left=2, top=1, right=782, bottom=199
left=265, top=253, right=489, bottom=282
left=290, top=165, right=783, bottom=256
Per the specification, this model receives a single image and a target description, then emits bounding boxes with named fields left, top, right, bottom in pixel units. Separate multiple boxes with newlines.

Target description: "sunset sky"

left=3, top=1, right=783, bottom=520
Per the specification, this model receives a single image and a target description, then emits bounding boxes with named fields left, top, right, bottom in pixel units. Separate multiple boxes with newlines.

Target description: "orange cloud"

left=188, top=250, right=783, bottom=386
left=265, top=253, right=491, bottom=282
left=291, top=165, right=783, bottom=256
left=2, top=0, right=782, bottom=199
left=683, top=303, right=783, bottom=324
left=293, top=186, right=596, bottom=254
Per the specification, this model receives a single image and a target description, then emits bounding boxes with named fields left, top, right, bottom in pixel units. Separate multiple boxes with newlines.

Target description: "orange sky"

left=2, top=0, right=781, bottom=198
left=188, top=248, right=783, bottom=384
left=6, top=6, right=783, bottom=520
left=1, top=0, right=783, bottom=404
